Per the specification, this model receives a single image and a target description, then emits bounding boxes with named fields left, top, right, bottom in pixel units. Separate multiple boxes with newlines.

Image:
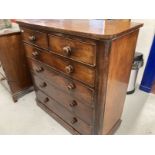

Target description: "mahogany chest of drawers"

left=17, top=19, right=143, bottom=134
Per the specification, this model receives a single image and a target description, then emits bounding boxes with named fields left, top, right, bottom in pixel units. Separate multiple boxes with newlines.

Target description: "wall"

left=131, top=19, right=155, bottom=84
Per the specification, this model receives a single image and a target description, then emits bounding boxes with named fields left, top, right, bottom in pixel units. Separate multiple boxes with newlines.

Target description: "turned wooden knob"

left=67, top=83, right=75, bottom=90
left=36, top=67, right=44, bottom=73
left=71, top=117, right=78, bottom=124
left=69, top=100, right=77, bottom=107
left=43, top=97, right=49, bottom=103
left=65, top=65, right=74, bottom=74
left=29, top=35, right=36, bottom=41
left=32, top=51, right=39, bottom=57
left=39, top=82, right=47, bottom=88
left=63, top=46, right=71, bottom=56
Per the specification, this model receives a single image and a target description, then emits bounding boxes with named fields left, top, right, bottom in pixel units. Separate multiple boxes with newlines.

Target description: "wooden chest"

left=17, top=19, right=143, bottom=134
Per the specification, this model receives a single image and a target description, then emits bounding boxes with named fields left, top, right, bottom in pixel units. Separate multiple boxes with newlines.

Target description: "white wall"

left=131, top=19, right=155, bottom=84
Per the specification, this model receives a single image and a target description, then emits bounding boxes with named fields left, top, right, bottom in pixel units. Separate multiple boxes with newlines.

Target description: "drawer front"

left=36, top=90, right=92, bottom=134
left=28, top=58, right=94, bottom=107
left=21, top=27, right=48, bottom=49
left=33, top=74, right=93, bottom=125
left=24, top=44, right=95, bottom=87
left=49, top=34, right=96, bottom=66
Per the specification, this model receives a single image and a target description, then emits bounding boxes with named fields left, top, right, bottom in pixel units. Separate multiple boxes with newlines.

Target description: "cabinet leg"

left=12, top=96, right=17, bottom=103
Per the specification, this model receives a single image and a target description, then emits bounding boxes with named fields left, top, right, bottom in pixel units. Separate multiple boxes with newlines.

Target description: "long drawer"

left=36, top=90, right=92, bottom=134
left=24, top=43, right=95, bottom=87
left=32, top=74, right=93, bottom=125
left=48, top=34, right=96, bottom=66
left=28, top=58, right=94, bottom=107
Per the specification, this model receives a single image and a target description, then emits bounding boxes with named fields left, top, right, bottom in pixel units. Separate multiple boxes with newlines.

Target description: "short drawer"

left=21, top=27, right=48, bottom=49
left=28, top=58, right=94, bottom=107
left=36, top=90, right=92, bottom=134
left=24, top=43, right=95, bottom=87
left=49, top=34, right=96, bottom=66
left=33, top=74, right=93, bottom=125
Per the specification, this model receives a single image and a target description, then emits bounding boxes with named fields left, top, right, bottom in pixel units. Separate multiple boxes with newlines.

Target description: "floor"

left=0, top=84, right=155, bottom=135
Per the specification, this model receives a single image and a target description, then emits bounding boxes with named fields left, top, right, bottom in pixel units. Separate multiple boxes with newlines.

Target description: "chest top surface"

left=17, top=19, right=143, bottom=40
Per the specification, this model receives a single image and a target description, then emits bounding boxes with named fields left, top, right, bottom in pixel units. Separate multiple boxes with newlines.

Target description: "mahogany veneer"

left=17, top=19, right=143, bottom=134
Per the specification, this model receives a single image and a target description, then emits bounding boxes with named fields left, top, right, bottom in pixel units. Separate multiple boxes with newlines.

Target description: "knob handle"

left=69, top=100, right=77, bottom=107
left=43, top=97, right=49, bottom=103
left=36, top=67, right=44, bottom=73
left=32, top=51, right=39, bottom=58
left=29, top=35, right=36, bottom=41
left=65, top=65, right=74, bottom=74
left=71, top=117, right=78, bottom=124
left=63, top=46, right=71, bottom=56
left=67, top=83, right=75, bottom=90
left=39, top=82, right=47, bottom=88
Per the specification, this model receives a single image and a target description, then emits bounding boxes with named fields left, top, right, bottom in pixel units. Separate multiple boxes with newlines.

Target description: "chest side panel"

left=102, top=30, right=139, bottom=134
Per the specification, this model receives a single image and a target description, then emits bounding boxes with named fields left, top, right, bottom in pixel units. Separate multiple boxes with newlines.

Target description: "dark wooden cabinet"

left=17, top=19, right=143, bottom=134
left=0, top=29, right=33, bottom=102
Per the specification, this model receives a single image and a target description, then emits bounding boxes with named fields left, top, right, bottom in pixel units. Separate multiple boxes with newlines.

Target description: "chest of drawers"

left=17, top=19, right=143, bottom=134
